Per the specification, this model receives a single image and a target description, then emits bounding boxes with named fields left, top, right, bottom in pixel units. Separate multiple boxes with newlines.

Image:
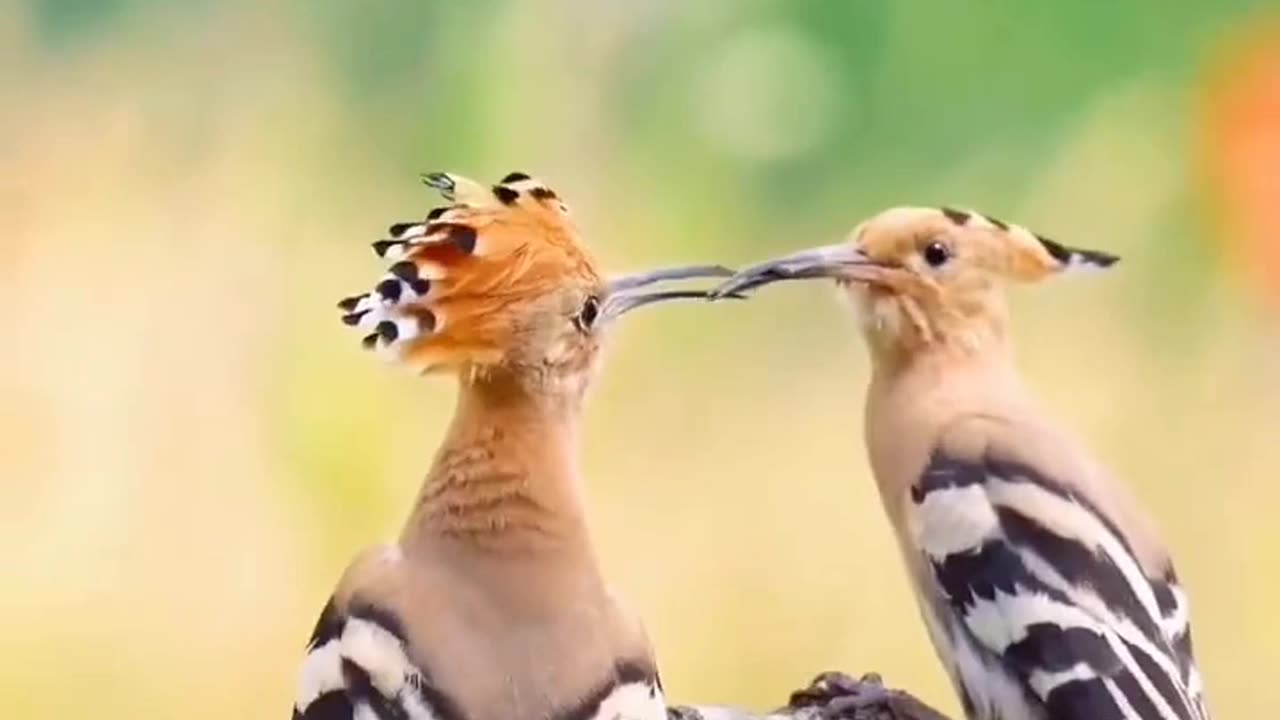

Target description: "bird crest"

left=928, top=206, right=1118, bottom=281
left=839, top=206, right=1119, bottom=287
left=337, top=171, right=604, bottom=373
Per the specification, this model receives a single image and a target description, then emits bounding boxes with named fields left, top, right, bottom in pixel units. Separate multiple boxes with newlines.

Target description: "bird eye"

left=574, top=296, right=601, bottom=332
left=923, top=241, right=951, bottom=268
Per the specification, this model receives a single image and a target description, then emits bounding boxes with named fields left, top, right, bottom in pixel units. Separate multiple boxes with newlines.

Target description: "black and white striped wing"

left=911, top=449, right=1209, bottom=720
left=292, top=599, right=671, bottom=720
left=292, top=599, right=460, bottom=720
left=1151, top=569, right=1210, bottom=719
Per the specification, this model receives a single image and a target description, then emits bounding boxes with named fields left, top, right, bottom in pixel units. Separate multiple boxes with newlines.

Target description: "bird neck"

left=863, top=331, right=1026, bottom=536
left=866, top=290, right=1023, bottom=413
left=862, top=288, right=1014, bottom=373
left=868, top=335, right=1022, bottom=412
left=401, top=367, right=597, bottom=561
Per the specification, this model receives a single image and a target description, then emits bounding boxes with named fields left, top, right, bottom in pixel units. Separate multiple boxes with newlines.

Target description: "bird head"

left=714, top=206, right=1118, bottom=356
left=339, top=171, right=728, bottom=396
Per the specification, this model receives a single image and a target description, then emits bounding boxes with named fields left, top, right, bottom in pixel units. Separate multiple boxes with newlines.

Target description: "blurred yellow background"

left=3, top=1, right=1278, bottom=718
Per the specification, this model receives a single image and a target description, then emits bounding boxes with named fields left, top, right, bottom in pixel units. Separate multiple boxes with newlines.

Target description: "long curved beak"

left=710, top=243, right=881, bottom=299
left=602, top=264, right=739, bottom=319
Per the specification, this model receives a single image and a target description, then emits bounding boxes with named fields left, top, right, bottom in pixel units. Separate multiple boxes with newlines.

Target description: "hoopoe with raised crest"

left=714, top=207, right=1210, bottom=720
left=295, top=170, right=730, bottom=720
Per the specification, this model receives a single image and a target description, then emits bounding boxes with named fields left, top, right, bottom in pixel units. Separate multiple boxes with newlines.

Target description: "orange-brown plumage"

left=339, top=172, right=607, bottom=375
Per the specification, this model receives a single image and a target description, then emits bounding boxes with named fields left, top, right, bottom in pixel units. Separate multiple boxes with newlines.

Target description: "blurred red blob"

left=1199, top=18, right=1280, bottom=310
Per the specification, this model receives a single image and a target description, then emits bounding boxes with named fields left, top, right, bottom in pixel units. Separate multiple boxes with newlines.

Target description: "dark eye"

left=923, top=241, right=951, bottom=268
left=574, top=296, right=600, bottom=332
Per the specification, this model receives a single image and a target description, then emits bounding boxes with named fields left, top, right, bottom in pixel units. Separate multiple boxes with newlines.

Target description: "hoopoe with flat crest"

left=713, top=207, right=1210, bottom=720
left=295, top=170, right=730, bottom=720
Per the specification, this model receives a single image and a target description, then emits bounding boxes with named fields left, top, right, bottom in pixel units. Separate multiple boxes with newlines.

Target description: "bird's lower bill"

left=602, top=264, right=735, bottom=320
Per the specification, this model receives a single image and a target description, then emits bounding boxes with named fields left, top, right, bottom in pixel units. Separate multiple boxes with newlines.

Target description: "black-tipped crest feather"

left=1037, top=235, right=1120, bottom=269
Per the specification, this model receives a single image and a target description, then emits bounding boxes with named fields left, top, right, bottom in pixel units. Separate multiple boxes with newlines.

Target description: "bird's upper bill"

left=714, top=206, right=1118, bottom=298
left=337, top=171, right=729, bottom=375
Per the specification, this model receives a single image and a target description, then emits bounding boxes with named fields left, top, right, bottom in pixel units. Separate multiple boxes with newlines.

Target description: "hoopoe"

left=713, top=207, right=1210, bottom=720
left=294, top=170, right=730, bottom=720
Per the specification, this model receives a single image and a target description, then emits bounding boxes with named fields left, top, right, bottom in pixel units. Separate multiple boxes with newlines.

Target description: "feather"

left=911, top=446, right=1204, bottom=720
left=293, top=600, right=462, bottom=720
left=336, top=172, right=602, bottom=372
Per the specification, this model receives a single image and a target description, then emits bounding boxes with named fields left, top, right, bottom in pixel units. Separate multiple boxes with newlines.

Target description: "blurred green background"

left=3, top=1, right=1279, bottom=718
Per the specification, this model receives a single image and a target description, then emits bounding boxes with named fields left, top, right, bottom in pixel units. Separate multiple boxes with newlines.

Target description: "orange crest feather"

left=337, top=171, right=602, bottom=373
